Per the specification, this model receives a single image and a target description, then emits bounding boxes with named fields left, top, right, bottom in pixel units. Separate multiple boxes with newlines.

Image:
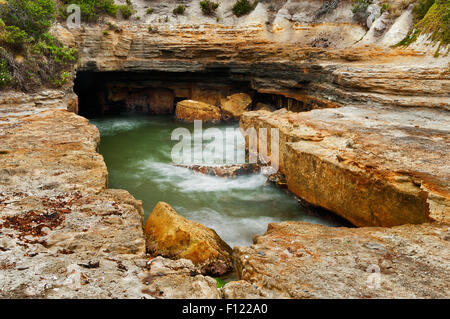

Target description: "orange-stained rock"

left=220, top=93, right=252, bottom=120
left=175, top=100, right=221, bottom=123
left=144, top=202, right=233, bottom=276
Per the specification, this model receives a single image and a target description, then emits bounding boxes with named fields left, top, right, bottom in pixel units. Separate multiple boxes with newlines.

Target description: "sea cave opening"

left=74, top=70, right=351, bottom=250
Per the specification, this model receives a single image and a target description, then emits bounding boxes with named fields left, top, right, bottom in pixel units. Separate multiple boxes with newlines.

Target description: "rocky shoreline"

left=1, top=0, right=449, bottom=299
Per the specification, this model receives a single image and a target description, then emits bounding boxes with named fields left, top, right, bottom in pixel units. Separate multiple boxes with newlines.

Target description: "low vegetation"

left=415, top=0, right=449, bottom=53
left=58, top=0, right=135, bottom=22
left=58, top=0, right=118, bottom=22
left=396, top=0, right=448, bottom=53
left=200, top=0, right=220, bottom=16
left=232, top=0, right=258, bottom=17
left=173, top=5, right=186, bottom=15
left=118, top=3, right=135, bottom=19
left=0, top=0, right=78, bottom=90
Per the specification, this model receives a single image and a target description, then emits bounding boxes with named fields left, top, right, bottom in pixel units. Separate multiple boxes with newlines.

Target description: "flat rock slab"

left=241, top=105, right=450, bottom=226
left=233, top=221, right=450, bottom=299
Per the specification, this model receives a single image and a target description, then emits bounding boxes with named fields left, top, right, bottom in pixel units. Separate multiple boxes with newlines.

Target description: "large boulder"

left=144, top=202, right=233, bottom=276
left=220, top=93, right=252, bottom=120
left=175, top=100, right=221, bottom=123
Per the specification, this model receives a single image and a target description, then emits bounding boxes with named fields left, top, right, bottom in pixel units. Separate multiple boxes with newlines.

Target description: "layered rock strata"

left=54, top=22, right=449, bottom=113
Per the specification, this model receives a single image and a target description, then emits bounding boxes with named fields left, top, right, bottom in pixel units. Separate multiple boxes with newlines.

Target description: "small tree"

left=200, top=0, right=219, bottom=16
left=232, top=0, right=257, bottom=17
left=0, top=0, right=55, bottom=37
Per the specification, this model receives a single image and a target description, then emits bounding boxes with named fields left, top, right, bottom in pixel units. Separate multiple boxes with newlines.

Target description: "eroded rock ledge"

left=241, top=106, right=450, bottom=227
left=55, top=23, right=449, bottom=113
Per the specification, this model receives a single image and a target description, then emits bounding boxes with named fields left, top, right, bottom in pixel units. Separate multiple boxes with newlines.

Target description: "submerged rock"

left=220, top=93, right=252, bottom=120
left=175, top=100, right=221, bottom=123
left=144, top=202, right=233, bottom=276
left=178, top=164, right=261, bottom=178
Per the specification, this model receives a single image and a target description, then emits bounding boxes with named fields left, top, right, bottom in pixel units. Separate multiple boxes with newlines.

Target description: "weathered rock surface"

left=232, top=221, right=450, bottom=299
left=141, top=256, right=221, bottom=299
left=220, top=93, right=253, bottom=120
left=241, top=106, right=450, bottom=227
left=175, top=100, right=221, bottom=123
left=144, top=202, right=233, bottom=276
left=0, top=92, right=221, bottom=298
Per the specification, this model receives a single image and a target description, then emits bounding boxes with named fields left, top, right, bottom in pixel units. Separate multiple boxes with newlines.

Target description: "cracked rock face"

left=232, top=222, right=450, bottom=299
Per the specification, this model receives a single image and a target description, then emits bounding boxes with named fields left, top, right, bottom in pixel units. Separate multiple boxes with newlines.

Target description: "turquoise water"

left=91, top=114, right=342, bottom=247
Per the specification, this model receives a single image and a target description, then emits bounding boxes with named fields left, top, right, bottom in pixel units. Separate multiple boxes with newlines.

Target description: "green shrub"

left=173, top=5, right=186, bottom=15
left=232, top=0, right=257, bottom=17
left=0, top=0, right=78, bottom=91
left=0, top=57, right=12, bottom=87
left=215, top=278, right=226, bottom=288
left=0, top=26, right=29, bottom=50
left=351, top=0, right=370, bottom=25
left=40, top=33, right=78, bottom=64
left=200, top=0, right=219, bottom=16
left=118, top=4, right=134, bottom=19
left=146, top=8, right=154, bottom=15
left=352, top=0, right=370, bottom=14
left=395, top=29, right=421, bottom=46
left=413, top=0, right=436, bottom=22
left=51, top=70, right=71, bottom=87
left=0, top=0, right=55, bottom=37
left=58, top=0, right=118, bottom=22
